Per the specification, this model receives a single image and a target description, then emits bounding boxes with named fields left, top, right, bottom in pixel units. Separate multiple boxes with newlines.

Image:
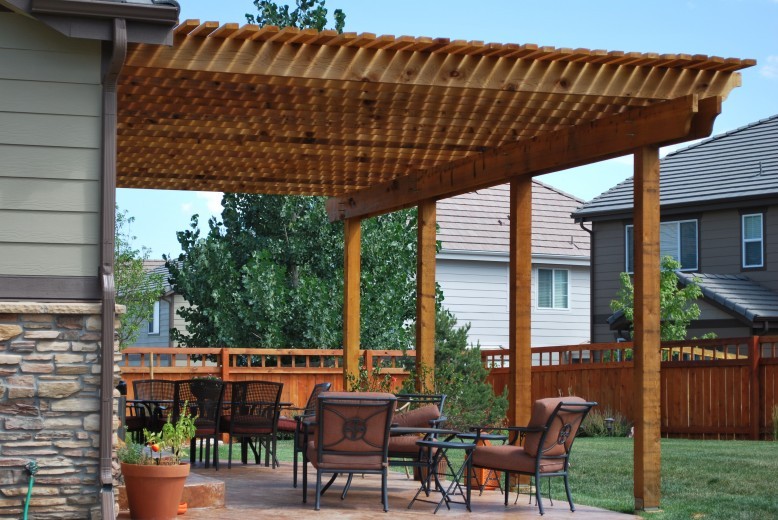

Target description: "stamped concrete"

left=118, top=460, right=639, bottom=520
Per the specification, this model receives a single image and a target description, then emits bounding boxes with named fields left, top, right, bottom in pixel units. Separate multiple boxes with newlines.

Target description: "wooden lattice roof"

left=117, top=20, right=754, bottom=221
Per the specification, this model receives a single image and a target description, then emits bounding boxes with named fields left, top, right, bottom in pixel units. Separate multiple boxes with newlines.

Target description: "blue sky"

left=117, top=0, right=778, bottom=258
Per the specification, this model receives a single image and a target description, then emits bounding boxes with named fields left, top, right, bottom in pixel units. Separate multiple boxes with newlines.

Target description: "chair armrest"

left=428, top=416, right=447, bottom=427
left=470, top=425, right=546, bottom=445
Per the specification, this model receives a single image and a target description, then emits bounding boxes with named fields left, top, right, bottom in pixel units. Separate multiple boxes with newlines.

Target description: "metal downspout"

left=100, top=17, right=126, bottom=519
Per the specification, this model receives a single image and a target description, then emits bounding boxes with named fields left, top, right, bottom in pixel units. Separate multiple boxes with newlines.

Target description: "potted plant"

left=118, top=404, right=197, bottom=520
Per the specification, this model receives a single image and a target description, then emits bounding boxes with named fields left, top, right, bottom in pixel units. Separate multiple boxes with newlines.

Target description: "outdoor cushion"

left=277, top=416, right=297, bottom=432
left=392, top=404, right=440, bottom=428
left=472, top=444, right=564, bottom=474
left=523, top=396, right=586, bottom=458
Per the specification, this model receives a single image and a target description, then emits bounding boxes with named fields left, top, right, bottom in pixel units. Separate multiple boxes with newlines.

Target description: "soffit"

left=117, top=20, right=754, bottom=199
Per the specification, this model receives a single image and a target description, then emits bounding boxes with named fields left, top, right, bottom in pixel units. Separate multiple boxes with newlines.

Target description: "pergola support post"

left=509, top=178, right=532, bottom=426
left=343, top=218, right=361, bottom=389
left=633, top=146, right=662, bottom=511
left=415, top=201, right=437, bottom=393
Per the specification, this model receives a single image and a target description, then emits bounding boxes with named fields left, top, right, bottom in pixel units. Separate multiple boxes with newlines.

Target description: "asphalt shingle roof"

left=573, top=114, right=778, bottom=221
left=437, top=181, right=590, bottom=257
left=677, top=272, right=778, bottom=323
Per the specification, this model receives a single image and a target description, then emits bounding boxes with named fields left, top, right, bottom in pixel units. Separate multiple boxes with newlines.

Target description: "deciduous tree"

left=115, top=208, right=164, bottom=348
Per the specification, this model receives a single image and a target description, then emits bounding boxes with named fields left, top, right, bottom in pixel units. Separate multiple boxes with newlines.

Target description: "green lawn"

left=211, top=436, right=778, bottom=519
left=564, top=437, right=778, bottom=520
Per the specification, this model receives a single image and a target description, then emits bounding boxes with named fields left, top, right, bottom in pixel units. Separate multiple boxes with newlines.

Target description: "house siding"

left=437, top=258, right=590, bottom=348
left=0, top=13, right=102, bottom=277
left=133, top=299, right=171, bottom=348
left=591, top=221, right=626, bottom=342
left=591, top=205, right=778, bottom=342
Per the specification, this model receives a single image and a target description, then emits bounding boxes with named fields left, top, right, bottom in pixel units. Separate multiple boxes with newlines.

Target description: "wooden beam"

left=326, top=95, right=721, bottom=222
left=633, top=146, right=661, bottom=512
left=415, top=201, right=437, bottom=393
left=343, top=218, right=361, bottom=389
left=508, top=178, right=532, bottom=426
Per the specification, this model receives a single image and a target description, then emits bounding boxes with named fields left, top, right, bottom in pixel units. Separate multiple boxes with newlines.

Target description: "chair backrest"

left=395, top=393, right=446, bottom=414
left=392, top=393, right=445, bottom=428
left=315, top=392, right=396, bottom=470
left=303, top=382, right=332, bottom=416
left=229, top=381, right=284, bottom=430
left=523, top=397, right=596, bottom=459
left=133, top=379, right=175, bottom=402
left=175, top=379, right=225, bottom=432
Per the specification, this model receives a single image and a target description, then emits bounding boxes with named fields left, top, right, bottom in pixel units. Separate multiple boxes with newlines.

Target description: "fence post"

left=749, top=336, right=761, bottom=440
left=220, top=348, right=231, bottom=382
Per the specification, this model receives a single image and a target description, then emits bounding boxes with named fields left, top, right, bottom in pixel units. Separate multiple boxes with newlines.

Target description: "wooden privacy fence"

left=119, top=335, right=778, bottom=440
left=118, top=347, right=410, bottom=410
left=483, top=335, right=778, bottom=440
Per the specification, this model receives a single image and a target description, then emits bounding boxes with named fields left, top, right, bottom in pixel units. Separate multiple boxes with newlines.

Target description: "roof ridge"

left=534, top=179, right=585, bottom=203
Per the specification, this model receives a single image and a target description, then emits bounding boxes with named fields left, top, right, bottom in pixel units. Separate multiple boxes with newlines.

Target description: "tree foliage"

left=610, top=256, right=704, bottom=341
left=246, top=0, right=345, bottom=32
left=115, top=208, right=164, bottom=348
left=431, top=309, right=508, bottom=430
left=399, top=310, right=508, bottom=429
left=166, top=195, right=420, bottom=349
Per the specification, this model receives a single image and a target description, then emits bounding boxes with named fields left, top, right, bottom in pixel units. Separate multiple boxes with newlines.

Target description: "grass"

left=562, top=437, right=778, bottom=520
left=204, top=436, right=778, bottom=519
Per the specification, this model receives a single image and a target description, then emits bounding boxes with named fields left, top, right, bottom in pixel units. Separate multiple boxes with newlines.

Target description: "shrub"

left=580, top=407, right=632, bottom=437
left=772, top=405, right=778, bottom=441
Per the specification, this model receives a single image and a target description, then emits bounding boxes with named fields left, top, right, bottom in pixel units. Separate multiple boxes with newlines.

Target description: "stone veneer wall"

left=0, top=302, right=121, bottom=519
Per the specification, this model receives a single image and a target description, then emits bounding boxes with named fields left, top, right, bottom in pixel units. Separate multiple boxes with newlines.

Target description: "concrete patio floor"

left=127, top=460, right=639, bottom=519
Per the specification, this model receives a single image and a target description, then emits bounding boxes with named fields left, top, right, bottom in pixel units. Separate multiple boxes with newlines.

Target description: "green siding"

left=0, top=13, right=102, bottom=277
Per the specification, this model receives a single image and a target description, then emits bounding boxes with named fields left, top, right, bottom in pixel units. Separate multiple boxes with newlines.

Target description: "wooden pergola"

left=116, top=20, right=753, bottom=511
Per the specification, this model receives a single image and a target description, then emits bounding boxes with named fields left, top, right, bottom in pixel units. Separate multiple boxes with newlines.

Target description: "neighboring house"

left=437, top=181, right=591, bottom=349
left=131, top=260, right=190, bottom=347
left=573, top=114, right=778, bottom=342
left=139, top=181, right=592, bottom=350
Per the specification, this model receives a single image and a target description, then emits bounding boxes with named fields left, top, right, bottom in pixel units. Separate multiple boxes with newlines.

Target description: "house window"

left=625, top=220, right=698, bottom=272
left=148, top=301, right=160, bottom=335
left=537, top=268, right=569, bottom=309
left=742, top=213, right=764, bottom=268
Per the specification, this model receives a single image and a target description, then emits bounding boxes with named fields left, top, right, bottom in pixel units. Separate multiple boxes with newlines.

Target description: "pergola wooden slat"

left=116, top=20, right=754, bottom=511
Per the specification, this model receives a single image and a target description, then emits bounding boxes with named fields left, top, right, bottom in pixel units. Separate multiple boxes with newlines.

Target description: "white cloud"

left=760, top=55, right=778, bottom=79
left=196, top=192, right=224, bottom=214
left=180, top=202, right=193, bottom=214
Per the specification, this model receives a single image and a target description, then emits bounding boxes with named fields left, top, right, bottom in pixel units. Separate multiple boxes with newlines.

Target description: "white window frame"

left=742, top=213, right=764, bottom=268
left=536, top=268, right=570, bottom=310
left=148, top=301, right=160, bottom=335
left=625, top=219, right=699, bottom=272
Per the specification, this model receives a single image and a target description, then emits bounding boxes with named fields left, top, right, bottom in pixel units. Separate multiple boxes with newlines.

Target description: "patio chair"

left=470, top=396, right=597, bottom=515
left=303, top=392, right=396, bottom=511
left=174, top=378, right=225, bottom=470
left=388, top=393, right=447, bottom=478
left=131, top=379, right=176, bottom=435
left=221, top=380, right=284, bottom=469
left=275, top=381, right=332, bottom=488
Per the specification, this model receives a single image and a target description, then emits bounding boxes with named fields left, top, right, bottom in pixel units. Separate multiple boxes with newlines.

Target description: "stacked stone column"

left=0, top=303, right=120, bottom=519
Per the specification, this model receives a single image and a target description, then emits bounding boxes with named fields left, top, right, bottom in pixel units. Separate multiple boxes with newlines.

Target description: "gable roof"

left=436, top=181, right=590, bottom=258
left=677, top=273, right=778, bottom=324
left=573, top=114, right=778, bottom=221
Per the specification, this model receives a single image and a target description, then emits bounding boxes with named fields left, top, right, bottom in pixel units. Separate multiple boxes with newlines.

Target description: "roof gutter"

left=31, top=0, right=179, bottom=24
left=99, top=17, right=126, bottom=519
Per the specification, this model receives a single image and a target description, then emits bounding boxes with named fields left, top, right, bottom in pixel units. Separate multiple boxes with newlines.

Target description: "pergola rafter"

left=115, top=20, right=754, bottom=512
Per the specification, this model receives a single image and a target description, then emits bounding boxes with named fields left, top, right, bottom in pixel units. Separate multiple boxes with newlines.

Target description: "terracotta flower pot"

left=469, top=439, right=500, bottom=491
left=121, top=462, right=190, bottom=520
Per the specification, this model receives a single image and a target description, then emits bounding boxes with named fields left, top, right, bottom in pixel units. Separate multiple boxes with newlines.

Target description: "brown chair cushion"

left=392, top=404, right=440, bottom=428
left=306, top=441, right=385, bottom=471
left=388, top=434, right=423, bottom=456
left=277, top=417, right=297, bottom=433
left=523, top=396, right=586, bottom=458
left=472, top=444, right=564, bottom=474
